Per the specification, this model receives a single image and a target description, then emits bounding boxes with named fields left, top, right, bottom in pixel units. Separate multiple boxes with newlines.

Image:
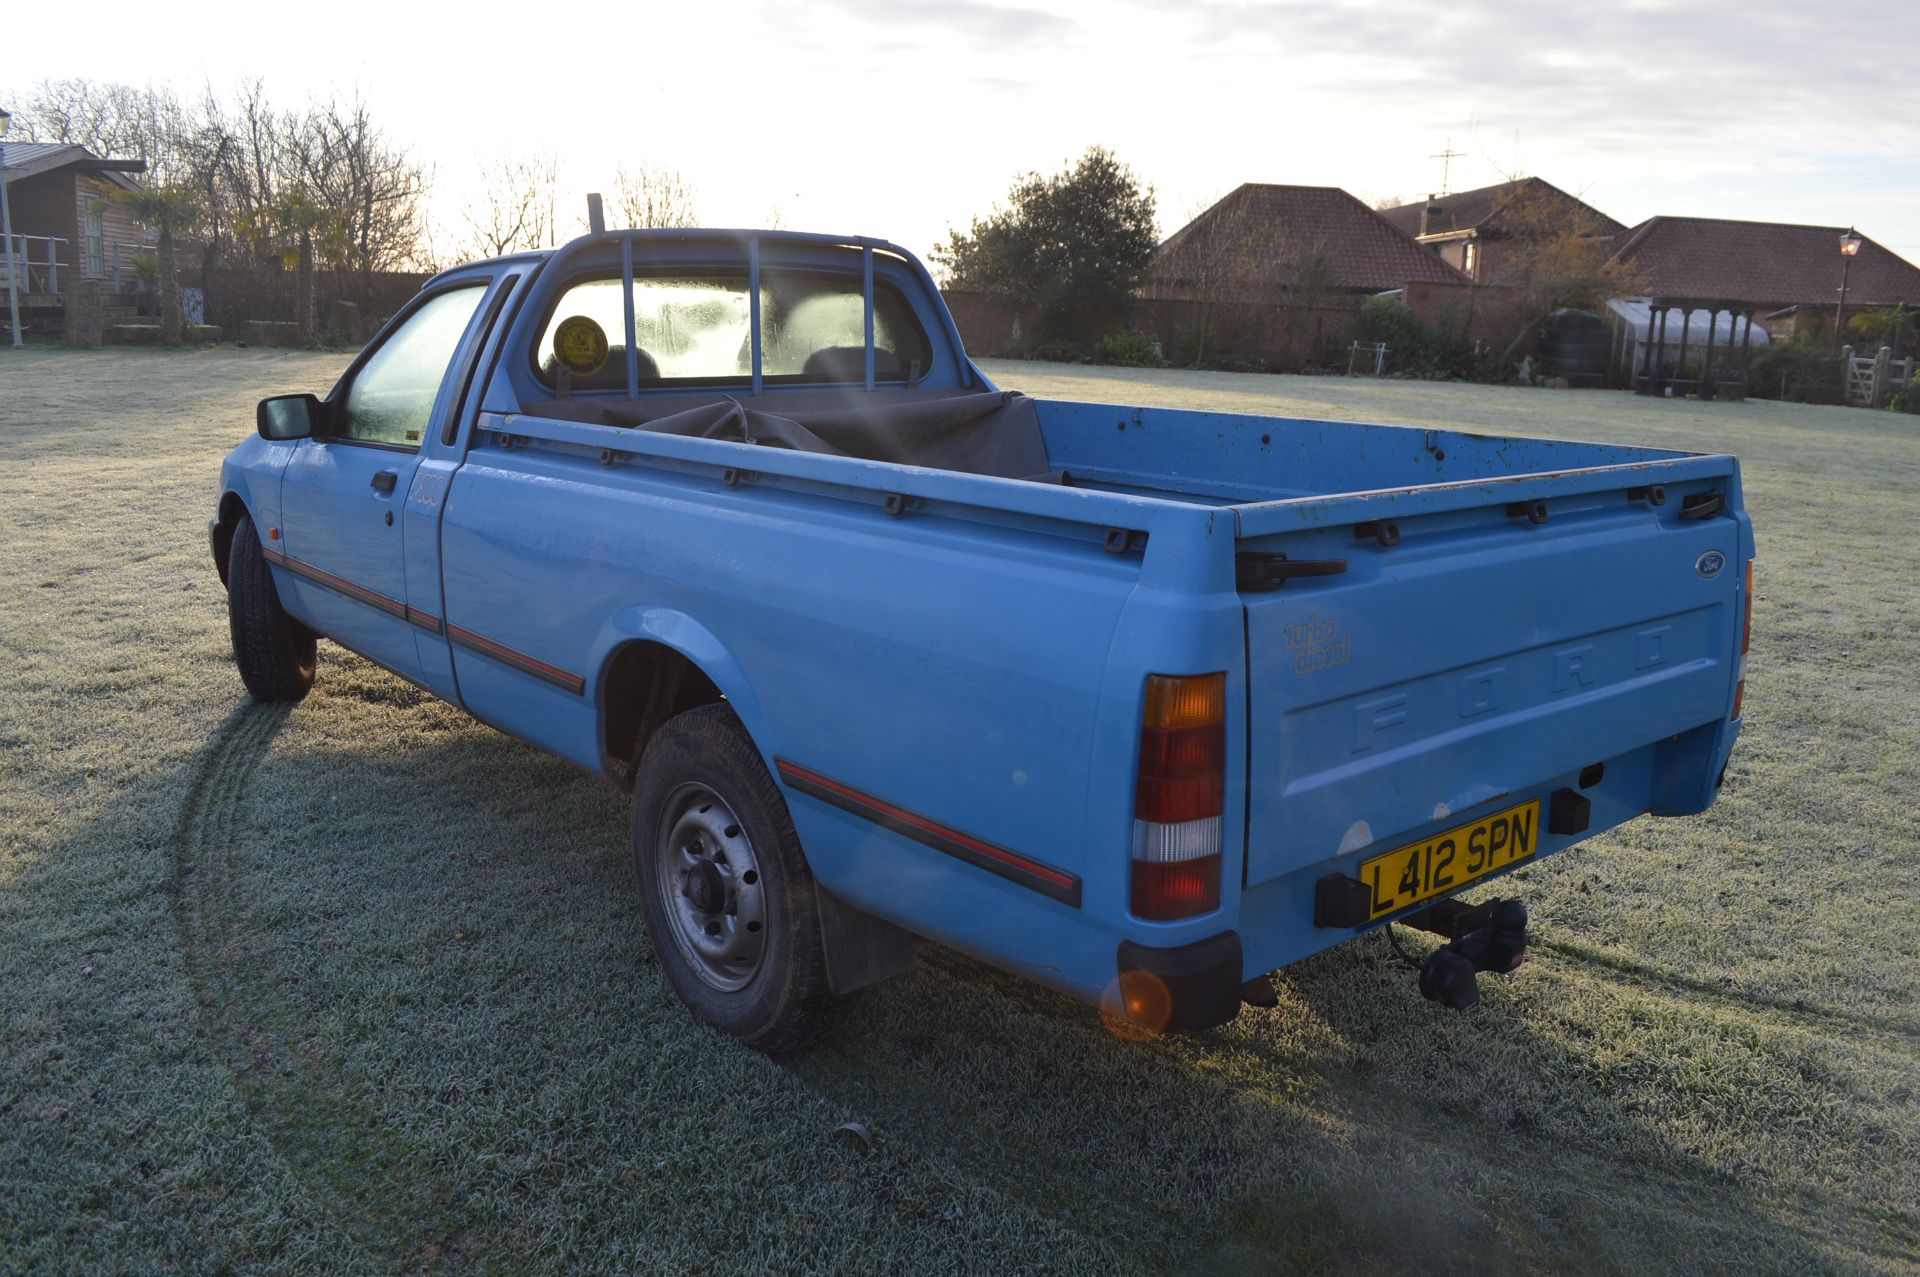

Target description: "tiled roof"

left=1378, top=177, right=1626, bottom=240
left=1142, top=184, right=1467, bottom=302
left=1607, top=216, right=1920, bottom=308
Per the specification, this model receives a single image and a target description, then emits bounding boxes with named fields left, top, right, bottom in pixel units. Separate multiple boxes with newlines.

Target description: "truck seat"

left=800, top=346, right=904, bottom=382
left=542, top=346, right=661, bottom=391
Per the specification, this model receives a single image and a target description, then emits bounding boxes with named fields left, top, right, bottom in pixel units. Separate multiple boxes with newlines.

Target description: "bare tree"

left=1472, top=181, right=1645, bottom=361
left=6, top=79, right=193, bottom=182
left=1151, top=188, right=1323, bottom=366
left=460, top=152, right=560, bottom=258
left=1160, top=191, right=1264, bottom=365
left=292, top=96, right=431, bottom=299
left=613, top=164, right=698, bottom=229
left=1278, top=234, right=1343, bottom=364
left=209, top=81, right=292, bottom=268
left=1369, top=192, right=1419, bottom=211
left=3, top=76, right=435, bottom=335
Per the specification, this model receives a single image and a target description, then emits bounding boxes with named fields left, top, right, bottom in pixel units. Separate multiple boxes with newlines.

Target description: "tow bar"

left=1400, top=898, right=1528, bottom=1011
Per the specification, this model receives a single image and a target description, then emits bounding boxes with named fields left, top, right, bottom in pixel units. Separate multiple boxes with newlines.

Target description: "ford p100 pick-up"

left=212, top=227, right=1754, bottom=1051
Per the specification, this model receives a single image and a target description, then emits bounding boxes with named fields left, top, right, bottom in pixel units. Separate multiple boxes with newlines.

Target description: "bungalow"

left=1142, top=183, right=1468, bottom=304
left=1130, top=184, right=1471, bottom=367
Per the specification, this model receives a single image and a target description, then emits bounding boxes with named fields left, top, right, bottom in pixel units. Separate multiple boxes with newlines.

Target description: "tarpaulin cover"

left=527, top=389, right=1052, bottom=480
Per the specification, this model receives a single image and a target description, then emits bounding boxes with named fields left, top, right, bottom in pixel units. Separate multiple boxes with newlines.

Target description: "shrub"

left=1421, top=327, right=1479, bottom=381
left=1889, top=379, right=1920, bottom=415
left=1092, top=331, right=1166, bottom=368
left=1030, top=339, right=1082, bottom=363
left=1193, top=351, right=1270, bottom=374
left=1352, top=296, right=1426, bottom=359
left=1748, top=342, right=1845, bottom=405
left=1351, top=296, right=1477, bottom=380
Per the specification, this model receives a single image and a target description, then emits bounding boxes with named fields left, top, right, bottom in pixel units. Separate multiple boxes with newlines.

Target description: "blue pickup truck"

left=212, top=228, right=1754, bottom=1051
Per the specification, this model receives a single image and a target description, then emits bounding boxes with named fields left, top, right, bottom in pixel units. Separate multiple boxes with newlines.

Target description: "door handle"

left=371, top=470, right=398, bottom=495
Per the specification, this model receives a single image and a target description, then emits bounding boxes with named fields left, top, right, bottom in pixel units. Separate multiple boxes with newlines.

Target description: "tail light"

left=1132, top=673, right=1225, bottom=920
left=1732, top=558, right=1753, bottom=719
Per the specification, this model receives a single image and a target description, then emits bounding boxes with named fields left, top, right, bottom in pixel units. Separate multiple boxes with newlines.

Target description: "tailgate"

left=1236, top=459, right=1743, bottom=889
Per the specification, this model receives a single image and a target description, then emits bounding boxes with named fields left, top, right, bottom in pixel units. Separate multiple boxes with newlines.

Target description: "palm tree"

left=265, top=191, right=352, bottom=345
left=271, top=191, right=323, bottom=343
left=115, top=184, right=203, bottom=346
left=1849, top=305, right=1913, bottom=360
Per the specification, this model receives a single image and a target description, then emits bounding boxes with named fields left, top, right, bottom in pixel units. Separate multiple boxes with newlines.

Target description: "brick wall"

left=1400, top=280, right=1520, bottom=347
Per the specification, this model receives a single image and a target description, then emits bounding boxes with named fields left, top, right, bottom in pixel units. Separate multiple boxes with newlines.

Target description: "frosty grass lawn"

left=1, top=347, right=1916, bottom=1274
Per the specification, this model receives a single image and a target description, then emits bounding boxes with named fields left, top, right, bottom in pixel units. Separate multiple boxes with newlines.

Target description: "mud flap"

left=1117, top=932, right=1245, bottom=1032
left=816, top=888, right=916, bottom=995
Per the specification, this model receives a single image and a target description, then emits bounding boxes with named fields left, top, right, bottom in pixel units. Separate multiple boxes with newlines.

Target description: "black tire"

left=226, top=514, right=317, bottom=703
left=631, top=704, right=841, bottom=1053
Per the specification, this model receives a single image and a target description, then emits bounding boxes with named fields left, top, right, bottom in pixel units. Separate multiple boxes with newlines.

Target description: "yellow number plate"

left=1360, top=799, right=1541, bottom=920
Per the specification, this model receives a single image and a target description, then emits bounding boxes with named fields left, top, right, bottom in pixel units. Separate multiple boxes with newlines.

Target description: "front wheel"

left=226, top=514, right=316, bottom=703
left=631, top=704, right=841, bottom=1053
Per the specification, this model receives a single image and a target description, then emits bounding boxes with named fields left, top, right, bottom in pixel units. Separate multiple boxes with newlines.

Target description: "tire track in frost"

left=168, top=703, right=405, bottom=1269
left=1537, top=936, right=1920, bottom=1046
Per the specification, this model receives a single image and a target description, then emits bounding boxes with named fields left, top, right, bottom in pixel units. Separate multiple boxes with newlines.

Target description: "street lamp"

left=1834, top=227, right=1862, bottom=347
left=0, top=107, right=20, bottom=348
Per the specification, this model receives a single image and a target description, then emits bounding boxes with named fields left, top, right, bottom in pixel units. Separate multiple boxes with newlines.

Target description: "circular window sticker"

left=553, top=315, right=609, bottom=376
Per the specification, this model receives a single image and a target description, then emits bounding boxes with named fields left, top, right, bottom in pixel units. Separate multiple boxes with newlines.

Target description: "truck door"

left=276, top=280, right=491, bottom=682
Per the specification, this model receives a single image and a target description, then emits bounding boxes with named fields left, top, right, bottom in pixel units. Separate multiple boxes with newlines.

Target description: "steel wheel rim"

left=653, top=782, right=767, bottom=992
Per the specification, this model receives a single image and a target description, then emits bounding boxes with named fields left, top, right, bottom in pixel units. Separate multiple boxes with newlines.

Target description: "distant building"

left=1378, top=177, right=1625, bottom=284
left=1604, top=216, right=1920, bottom=338
left=1141, top=183, right=1467, bottom=305
left=0, top=142, right=150, bottom=297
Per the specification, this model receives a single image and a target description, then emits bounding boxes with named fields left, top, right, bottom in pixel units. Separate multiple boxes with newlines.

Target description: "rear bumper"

left=1235, top=732, right=1741, bottom=978
left=1117, top=931, right=1244, bottom=1032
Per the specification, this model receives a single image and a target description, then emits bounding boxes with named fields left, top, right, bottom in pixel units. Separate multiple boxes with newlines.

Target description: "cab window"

left=533, top=268, right=933, bottom=389
left=339, top=284, right=488, bottom=447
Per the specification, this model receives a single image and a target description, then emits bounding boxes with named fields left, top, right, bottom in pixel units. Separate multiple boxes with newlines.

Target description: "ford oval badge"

left=1696, top=549, right=1726, bottom=579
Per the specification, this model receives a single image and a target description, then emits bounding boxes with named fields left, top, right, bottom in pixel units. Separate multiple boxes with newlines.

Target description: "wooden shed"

left=0, top=142, right=151, bottom=332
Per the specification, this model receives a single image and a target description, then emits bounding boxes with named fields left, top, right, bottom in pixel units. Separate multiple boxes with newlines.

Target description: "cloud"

left=822, top=0, right=1075, bottom=47
left=1122, top=0, right=1917, bottom=163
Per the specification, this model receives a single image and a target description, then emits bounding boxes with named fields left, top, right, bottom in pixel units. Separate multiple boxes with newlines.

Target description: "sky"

left=9, top=0, right=1919, bottom=269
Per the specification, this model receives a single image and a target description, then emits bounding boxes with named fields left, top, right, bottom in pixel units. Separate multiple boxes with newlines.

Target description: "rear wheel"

left=631, top=704, right=841, bottom=1053
left=226, top=514, right=316, bottom=703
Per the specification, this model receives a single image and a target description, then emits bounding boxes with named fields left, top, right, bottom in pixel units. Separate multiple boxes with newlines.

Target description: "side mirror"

left=257, top=393, right=322, bottom=441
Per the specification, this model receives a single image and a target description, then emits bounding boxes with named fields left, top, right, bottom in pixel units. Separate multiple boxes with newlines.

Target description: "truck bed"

left=485, top=384, right=1747, bottom=985
left=519, top=386, right=1715, bottom=512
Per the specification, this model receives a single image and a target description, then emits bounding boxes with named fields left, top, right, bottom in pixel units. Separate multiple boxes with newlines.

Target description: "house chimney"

left=1420, top=194, right=1440, bottom=238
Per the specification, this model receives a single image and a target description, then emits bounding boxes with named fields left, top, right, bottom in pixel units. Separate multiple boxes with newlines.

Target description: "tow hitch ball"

left=1406, top=898, right=1528, bottom=1011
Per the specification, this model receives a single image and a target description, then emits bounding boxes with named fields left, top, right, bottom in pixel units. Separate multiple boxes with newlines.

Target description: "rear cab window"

left=532, top=267, right=933, bottom=391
